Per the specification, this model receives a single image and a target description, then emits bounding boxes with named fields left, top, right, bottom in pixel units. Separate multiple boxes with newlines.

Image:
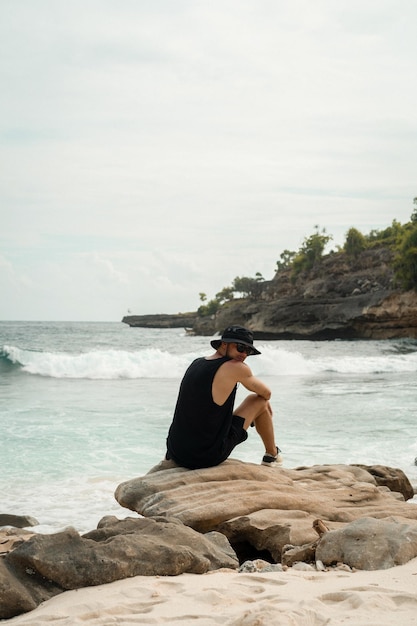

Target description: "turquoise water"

left=1, top=321, right=416, bottom=533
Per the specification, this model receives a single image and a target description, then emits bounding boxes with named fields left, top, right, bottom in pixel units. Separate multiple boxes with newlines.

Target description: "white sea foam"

left=5, top=474, right=135, bottom=534
left=3, top=343, right=417, bottom=379
left=3, top=345, right=196, bottom=379
left=313, top=353, right=417, bottom=374
left=254, top=345, right=417, bottom=376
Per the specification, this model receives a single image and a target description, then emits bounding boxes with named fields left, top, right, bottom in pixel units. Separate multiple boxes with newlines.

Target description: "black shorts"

left=166, top=415, right=248, bottom=469
left=216, top=414, right=248, bottom=463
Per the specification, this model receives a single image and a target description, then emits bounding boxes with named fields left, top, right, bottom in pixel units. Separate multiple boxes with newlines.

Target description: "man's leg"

left=234, top=394, right=277, bottom=457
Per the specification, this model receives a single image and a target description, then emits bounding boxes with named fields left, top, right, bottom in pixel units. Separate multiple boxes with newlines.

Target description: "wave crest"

left=2, top=343, right=417, bottom=380
left=1, top=345, right=195, bottom=379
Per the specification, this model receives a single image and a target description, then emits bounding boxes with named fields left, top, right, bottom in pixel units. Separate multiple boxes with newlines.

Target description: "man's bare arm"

left=238, top=364, right=271, bottom=400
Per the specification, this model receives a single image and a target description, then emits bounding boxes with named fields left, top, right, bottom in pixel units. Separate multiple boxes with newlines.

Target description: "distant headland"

left=123, top=219, right=417, bottom=340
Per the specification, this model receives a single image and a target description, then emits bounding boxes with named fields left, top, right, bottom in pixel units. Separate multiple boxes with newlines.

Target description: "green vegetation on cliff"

left=198, top=274, right=265, bottom=317
left=197, top=201, right=417, bottom=317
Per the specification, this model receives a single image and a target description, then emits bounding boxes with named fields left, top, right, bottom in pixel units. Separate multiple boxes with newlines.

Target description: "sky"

left=1, top=0, right=416, bottom=321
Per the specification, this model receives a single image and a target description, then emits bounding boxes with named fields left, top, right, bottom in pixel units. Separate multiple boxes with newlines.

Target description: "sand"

left=5, top=559, right=417, bottom=626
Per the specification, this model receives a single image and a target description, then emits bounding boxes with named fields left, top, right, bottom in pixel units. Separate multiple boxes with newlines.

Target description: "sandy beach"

left=4, top=558, right=417, bottom=626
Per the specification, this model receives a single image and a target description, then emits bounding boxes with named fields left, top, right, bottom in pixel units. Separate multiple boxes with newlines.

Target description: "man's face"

left=224, top=342, right=253, bottom=361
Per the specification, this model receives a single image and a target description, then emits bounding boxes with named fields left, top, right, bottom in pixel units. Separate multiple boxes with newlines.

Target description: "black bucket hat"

left=210, top=325, right=261, bottom=355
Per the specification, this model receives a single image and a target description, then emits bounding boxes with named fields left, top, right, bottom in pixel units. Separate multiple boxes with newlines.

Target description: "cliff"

left=122, top=312, right=198, bottom=329
left=123, top=246, right=417, bottom=340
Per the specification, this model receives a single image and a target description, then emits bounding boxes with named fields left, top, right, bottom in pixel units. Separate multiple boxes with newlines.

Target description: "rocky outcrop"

left=0, top=517, right=237, bottom=619
left=203, top=247, right=417, bottom=339
left=210, top=290, right=411, bottom=340
left=315, top=517, right=417, bottom=570
left=122, top=312, right=198, bottom=328
left=115, top=460, right=417, bottom=568
left=220, top=289, right=417, bottom=340
left=353, top=463, right=416, bottom=500
left=0, top=514, right=39, bottom=528
left=2, top=460, right=417, bottom=619
left=122, top=247, right=417, bottom=339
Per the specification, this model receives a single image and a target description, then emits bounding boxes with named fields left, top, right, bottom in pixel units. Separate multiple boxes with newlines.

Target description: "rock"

left=281, top=541, right=318, bottom=567
left=239, top=559, right=283, bottom=573
left=5, top=460, right=417, bottom=620
left=294, top=562, right=317, bottom=571
left=217, top=509, right=331, bottom=563
left=0, top=528, right=34, bottom=555
left=116, top=460, right=417, bottom=527
left=122, top=312, right=198, bottom=328
left=313, top=518, right=330, bottom=536
left=0, top=514, right=39, bottom=528
left=213, top=289, right=417, bottom=340
left=83, top=516, right=238, bottom=577
left=115, top=460, right=417, bottom=566
left=0, top=516, right=238, bottom=620
left=315, top=517, right=417, bottom=570
left=0, top=560, right=39, bottom=620
left=352, top=464, right=415, bottom=500
left=335, top=562, right=353, bottom=572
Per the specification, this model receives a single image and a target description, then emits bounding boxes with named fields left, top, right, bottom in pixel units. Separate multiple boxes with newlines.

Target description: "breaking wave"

left=2, top=343, right=417, bottom=380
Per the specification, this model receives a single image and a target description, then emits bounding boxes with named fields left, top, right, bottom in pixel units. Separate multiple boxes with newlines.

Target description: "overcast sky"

left=1, top=0, right=416, bottom=321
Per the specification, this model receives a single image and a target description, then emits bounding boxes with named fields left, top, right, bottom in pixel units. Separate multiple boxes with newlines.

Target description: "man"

left=166, top=325, right=282, bottom=469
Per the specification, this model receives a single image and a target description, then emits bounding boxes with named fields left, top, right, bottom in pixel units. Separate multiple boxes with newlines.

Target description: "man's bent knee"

left=234, top=394, right=269, bottom=429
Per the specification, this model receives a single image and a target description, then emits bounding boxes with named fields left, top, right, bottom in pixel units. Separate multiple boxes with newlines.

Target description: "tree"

left=292, top=226, right=332, bottom=275
left=411, top=197, right=417, bottom=224
left=344, top=227, right=367, bottom=258
left=231, top=275, right=264, bottom=299
left=215, top=287, right=235, bottom=303
left=366, top=220, right=404, bottom=246
left=276, top=249, right=296, bottom=271
left=197, top=297, right=221, bottom=317
left=394, top=223, right=417, bottom=290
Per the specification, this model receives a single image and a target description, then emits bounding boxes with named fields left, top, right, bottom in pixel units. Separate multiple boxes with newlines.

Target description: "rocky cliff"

left=122, top=312, right=198, bottom=329
left=123, top=246, right=417, bottom=340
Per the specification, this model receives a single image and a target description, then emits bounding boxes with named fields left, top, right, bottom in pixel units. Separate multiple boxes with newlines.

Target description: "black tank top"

left=166, top=356, right=237, bottom=469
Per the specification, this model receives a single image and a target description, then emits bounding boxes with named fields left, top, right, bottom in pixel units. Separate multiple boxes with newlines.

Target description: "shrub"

left=292, top=227, right=332, bottom=276
left=344, top=227, right=367, bottom=258
left=394, top=224, right=417, bottom=290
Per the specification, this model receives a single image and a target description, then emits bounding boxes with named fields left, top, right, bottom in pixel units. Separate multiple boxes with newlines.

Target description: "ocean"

left=1, top=321, right=417, bottom=534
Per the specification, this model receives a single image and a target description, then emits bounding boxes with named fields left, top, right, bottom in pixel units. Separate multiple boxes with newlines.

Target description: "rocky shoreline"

left=2, top=460, right=417, bottom=619
left=122, top=247, right=417, bottom=340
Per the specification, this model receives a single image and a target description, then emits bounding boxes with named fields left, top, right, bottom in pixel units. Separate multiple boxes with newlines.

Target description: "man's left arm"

left=239, top=364, right=271, bottom=400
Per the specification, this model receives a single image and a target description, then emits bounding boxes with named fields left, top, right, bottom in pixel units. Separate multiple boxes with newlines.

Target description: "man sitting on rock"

left=165, top=325, right=282, bottom=470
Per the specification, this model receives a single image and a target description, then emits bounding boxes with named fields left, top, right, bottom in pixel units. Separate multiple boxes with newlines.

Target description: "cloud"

left=0, top=0, right=416, bottom=319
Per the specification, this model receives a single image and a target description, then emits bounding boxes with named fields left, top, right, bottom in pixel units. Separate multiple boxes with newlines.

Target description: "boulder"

left=315, top=517, right=417, bottom=570
left=352, top=464, right=415, bottom=500
left=115, top=460, right=417, bottom=563
left=115, top=460, right=416, bottom=528
left=0, top=560, right=39, bottom=620
left=0, top=516, right=238, bottom=619
left=0, top=514, right=39, bottom=528
left=217, top=510, right=342, bottom=563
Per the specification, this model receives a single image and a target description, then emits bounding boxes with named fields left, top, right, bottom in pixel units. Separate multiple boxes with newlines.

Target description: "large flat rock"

left=115, top=459, right=417, bottom=533
left=115, top=459, right=417, bottom=567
